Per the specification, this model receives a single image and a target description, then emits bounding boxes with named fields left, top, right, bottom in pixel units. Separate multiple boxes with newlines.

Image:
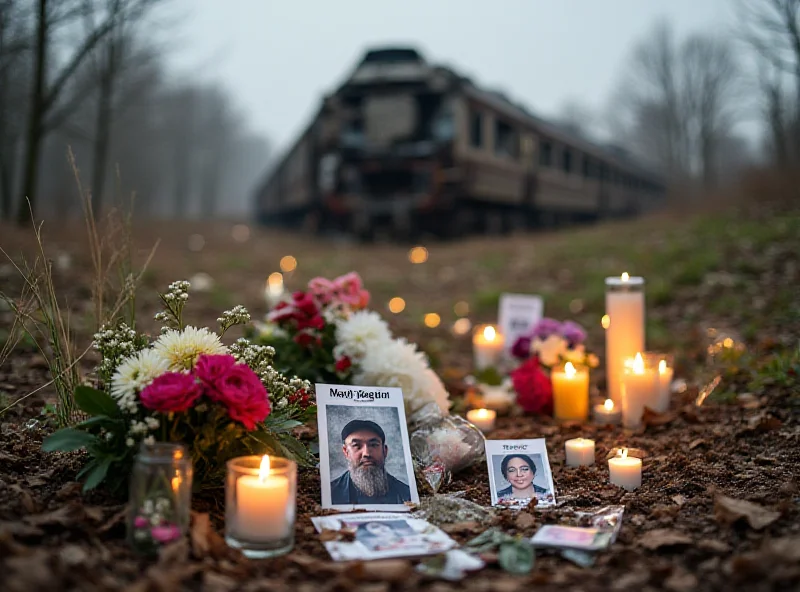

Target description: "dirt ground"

left=1, top=197, right=799, bottom=591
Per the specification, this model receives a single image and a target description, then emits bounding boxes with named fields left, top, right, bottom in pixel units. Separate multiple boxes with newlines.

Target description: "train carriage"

left=254, top=46, right=665, bottom=240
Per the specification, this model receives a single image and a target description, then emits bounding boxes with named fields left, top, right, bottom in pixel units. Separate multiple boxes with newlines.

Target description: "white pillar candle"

left=604, top=273, right=645, bottom=405
left=234, top=456, right=291, bottom=541
left=608, top=449, right=642, bottom=490
left=466, top=408, right=496, bottom=432
left=565, top=437, right=595, bottom=467
left=473, top=325, right=504, bottom=371
left=593, top=398, right=621, bottom=425
left=620, top=353, right=657, bottom=429
left=552, top=362, right=590, bottom=422
left=654, top=357, right=674, bottom=413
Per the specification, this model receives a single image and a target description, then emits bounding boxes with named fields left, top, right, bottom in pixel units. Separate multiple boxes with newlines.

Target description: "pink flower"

left=335, top=356, right=352, bottom=373
left=511, top=356, right=553, bottom=415
left=215, top=363, right=271, bottom=430
left=308, top=277, right=335, bottom=304
left=134, top=516, right=148, bottom=529
left=140, top=371, right=202, bottom=413
left=194, top=354, right=237, bottom=391
left=150, top=524, right=182, bottom=544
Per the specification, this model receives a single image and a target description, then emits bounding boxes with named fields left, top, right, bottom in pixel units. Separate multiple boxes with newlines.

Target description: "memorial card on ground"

left=311, top=512, right=457, bottom=561
left=316, top=384, right=419, bottom=511
left=485, top=438, right=556, bottom=508
left=498, top=293, right=544, bottom=354
left=530, top=525, right=613, bottom=551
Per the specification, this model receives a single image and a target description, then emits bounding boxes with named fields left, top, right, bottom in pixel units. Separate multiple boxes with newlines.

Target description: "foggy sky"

left=165, top=0, right=739, bottom=155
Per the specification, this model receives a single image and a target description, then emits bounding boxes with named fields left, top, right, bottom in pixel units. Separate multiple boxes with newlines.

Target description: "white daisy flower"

left=153, top=326, right=227, bottom=371
left=111, top=349, right=171, bottom=413
left=334, top=310, right=392, bottom=362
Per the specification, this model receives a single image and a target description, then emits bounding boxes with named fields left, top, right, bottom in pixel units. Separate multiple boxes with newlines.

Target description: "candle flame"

left=601, top=314, right=610, bottom=329
left=620, top=448, right=628, bottom=459
left=633, top=352, right=644, bottom=374
left=604, top=398, right=614, bottom=411
left=475, top=408, right=491, bottom=419
left=564, top=361, right=576, bottom=377
left=171, top=476, right=181, bottom=492
left=621, top=272, right=630, bottom=282
left=483, top=325, right=496, bottom=341
left=659, top=359, right=667, bottom=374
left=259, top=455, right=270, bottom=482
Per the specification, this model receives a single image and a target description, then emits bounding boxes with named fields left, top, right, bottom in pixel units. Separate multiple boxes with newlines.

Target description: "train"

left=254, top=46, right=666, bottom=240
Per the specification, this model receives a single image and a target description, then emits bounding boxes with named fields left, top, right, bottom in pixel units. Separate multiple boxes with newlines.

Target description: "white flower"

left=253, top=320, right=289, bottom=340
left=153, top=326, right=227, bottom=371
left=111, top=349, right=170, bottom=413
left=143, top=435, right=155, bottom=446
left=353, top=337, right=450, bottom=416
left=334, top=310, right=392, bottom=362
left=532, top=334, right=568, bottom=366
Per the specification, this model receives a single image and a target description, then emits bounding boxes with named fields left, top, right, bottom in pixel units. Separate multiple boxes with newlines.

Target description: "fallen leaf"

left=643, top=407, right=678, bottom=427
left=319, top=528, right=355, bottom=543
left=203, top=572, right=238, bottom=592
left=514, top=512, right=536, bottom=530
left=158, top=538, right=189, bottom=566
left=58, top=544, right=90, bottom=567
left=10, top=485, right=37, bottom=513
left=638, top=529, right=693, bottom=550
left=697, top=539, right=731, bottom=554
left=24, top=503, right=83, bottom=527
left=84, top=506, right=105, bottom=523
left=672, top=495, right=687, bottom=506
left=97, top=506, right=127, bottom=534
left=664, top=570, right=698, bottom=592
left=714, top=494, right=780, bottom=530
left=190, top=512, right=211, bottom=557
left=441, top=521, right=481, bottom=535
left=688, top=439, right=706, bottom=450
left=354, top=559, right=413, bottom=582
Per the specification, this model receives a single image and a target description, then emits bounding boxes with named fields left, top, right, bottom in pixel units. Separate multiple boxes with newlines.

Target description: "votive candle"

left=594, top=398, right=621, bottom=425
left=608, top=449, right=642, bottom=491
left=473, top=325, right=504, bottom=371
left=551, top=362, right=590, bottom=422
left=466, top=408, right=496, bottom=432
left=565, top=437, right=595, bottom=467
left=620, top=353, right=657, bottom=429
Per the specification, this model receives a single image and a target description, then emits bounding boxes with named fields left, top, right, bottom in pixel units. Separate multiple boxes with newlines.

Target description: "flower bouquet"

left=509, top=318, right=598, bottom=414
left=250, top=272, right=486, bottom=491
left=43, top=281, right=314, bottom=493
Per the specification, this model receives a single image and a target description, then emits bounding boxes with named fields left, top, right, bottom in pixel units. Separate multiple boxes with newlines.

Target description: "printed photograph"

left=311, top=513, right=457, bottom=561
left=485, top=439, right=556, bottom=507
left=316, top=384, right=419, bottom=511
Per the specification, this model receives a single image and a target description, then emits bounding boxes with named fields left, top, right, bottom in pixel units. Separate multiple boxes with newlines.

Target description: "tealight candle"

left=608, top=449, right=642, bottom=490
left=594, top=398, right=621, bottom=425
left=466, top=408, right=496, bottom=432
left=620, top=353, right=657, bottom=428
left=473, top=325, right=504, bottom=371
left=604, top=274, right=645, bottom=405
left=479, top=384, right=516, bottom=413
left=551, top=362, right=590, bottom=422
left=225, top=455, right=297, bottom=558
left=565, top=437, right=595, bottom=467
left=644, top=353, right=674, bottom=413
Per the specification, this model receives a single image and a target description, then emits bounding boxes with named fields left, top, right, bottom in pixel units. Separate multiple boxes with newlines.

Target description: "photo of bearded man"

left=330, top=419, right=411, bottom=505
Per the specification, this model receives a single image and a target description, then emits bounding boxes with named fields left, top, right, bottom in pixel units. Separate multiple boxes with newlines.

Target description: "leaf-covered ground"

left=1, top=184, right=799, bottom=591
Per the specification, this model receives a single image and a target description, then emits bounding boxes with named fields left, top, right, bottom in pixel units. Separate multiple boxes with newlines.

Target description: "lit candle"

left=466, top=408, right=496, bottom=432
left=608, top=449, right=642, bottom=490
left=593, top=398, right=621, bottom=425
left=604, top=273, right=645, bottom=405
left=473, top=325, right=504, bottom=371
left=620, top=353, right=657, bottom=429
left=551, top=362, right=590, bottom=422
left=565, top=437, right=595, bottom=467
left=233, top=456, right=291, bottom=542
left=653, top=356, right=674, bottom=413
left=479, top=384, right=516, bottom=413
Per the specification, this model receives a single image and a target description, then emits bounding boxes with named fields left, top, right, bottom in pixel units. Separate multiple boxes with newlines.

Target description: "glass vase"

left=127, top=442, right=193, bottom=555
left=225, top=455, right=297, bottom=558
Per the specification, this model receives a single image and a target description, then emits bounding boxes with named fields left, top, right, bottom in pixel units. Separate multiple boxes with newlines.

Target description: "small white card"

left=311, top=512, right=458, bottom=561
left=485, top=439, right=556, bottom=508
left=498, top=293, right=543, bottom=353
left=316, top=384, right=420, bottom=512
left=531, top=525, right=613, bottom=551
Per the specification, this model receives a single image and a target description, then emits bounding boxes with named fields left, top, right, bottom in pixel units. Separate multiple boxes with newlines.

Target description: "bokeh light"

left=266, top=272, right=284, bottom=294
left=408, top=246, right=428, bottom=264
left=601, top=314, right=610, bottom=329
left=569, top=298, right=584, bottom=314
left=454, top=301, right=470, bottom=316
left=452, top=318, right=472, bottom=335
left=280, top=255, right=297, bottom=272
left=424, top=313, right=441, bottom=328
left=388, top=297, right=406, bottom=313
left=231, top=224, right=251, bottom=243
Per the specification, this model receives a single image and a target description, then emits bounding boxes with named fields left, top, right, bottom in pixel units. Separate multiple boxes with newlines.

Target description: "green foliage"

left=465, top=527, right=535, bottom=575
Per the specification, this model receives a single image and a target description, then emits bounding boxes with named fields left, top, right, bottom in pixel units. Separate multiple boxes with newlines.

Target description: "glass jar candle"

left=127, top=442, right=193, bottom=555
left=225, top=455, right=297, bottom=558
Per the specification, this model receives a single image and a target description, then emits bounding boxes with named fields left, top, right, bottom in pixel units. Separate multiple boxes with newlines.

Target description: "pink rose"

left=140, top=372, right=202, bottom=413
left=215, top=363, right=271, bottom=430
left=195, top=353, right=237, bottom=392
left=150, top=524, right=182, bottom=544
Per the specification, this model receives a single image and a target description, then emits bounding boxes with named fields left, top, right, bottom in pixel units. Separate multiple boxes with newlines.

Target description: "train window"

left=470, top=110, right=483, bottom=148
left=539, top=140, right=552, bottom=167
left=495, top=120, right=518, bottom=158
left=562, top=149, right=572, bottom=174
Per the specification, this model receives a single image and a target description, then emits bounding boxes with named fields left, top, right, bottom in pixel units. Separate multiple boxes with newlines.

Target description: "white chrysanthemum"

left=334, top=310, right=392, bottom=362
left=353, top=337, right=450, bottom=416
left=111, top=349, right=170, bottom=412
left=153, top=326, right=227, bottom=371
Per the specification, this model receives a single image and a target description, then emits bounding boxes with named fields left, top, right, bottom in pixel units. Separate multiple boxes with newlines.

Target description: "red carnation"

left=214, top=364, right=271, bottom=430
left=510, top=356, right=553, bottom=415
left=140, top=372, right=202, bottom=413
left=335, top=356, right=352, bottom=373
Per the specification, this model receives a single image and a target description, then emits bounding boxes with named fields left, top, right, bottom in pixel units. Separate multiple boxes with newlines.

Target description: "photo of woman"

left=484, top=439, right=556, bottom=507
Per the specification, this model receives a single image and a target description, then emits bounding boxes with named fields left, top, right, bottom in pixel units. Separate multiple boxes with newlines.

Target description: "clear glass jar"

left=225, top=455, right=297, bottom=558
left=127, top=442, right=193, bottom=555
